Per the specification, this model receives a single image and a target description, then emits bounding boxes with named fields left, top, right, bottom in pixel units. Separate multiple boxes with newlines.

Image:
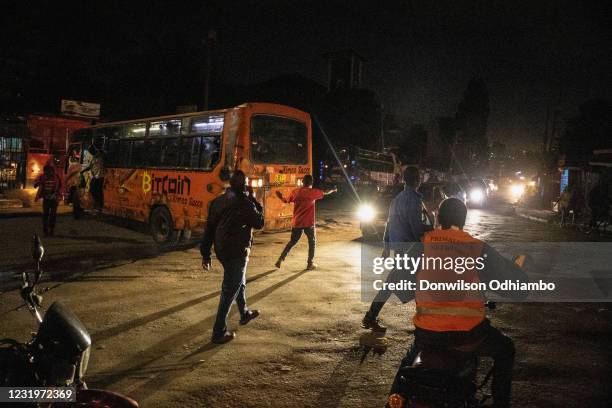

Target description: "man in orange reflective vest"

left=390, top=198, right=528, bottom=408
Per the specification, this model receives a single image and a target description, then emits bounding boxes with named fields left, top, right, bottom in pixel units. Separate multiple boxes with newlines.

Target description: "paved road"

left=1, top=196, right=610, bottom=407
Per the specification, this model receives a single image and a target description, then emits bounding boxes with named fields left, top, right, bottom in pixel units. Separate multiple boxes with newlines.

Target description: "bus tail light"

left=387, top=393, right=405, bottom=408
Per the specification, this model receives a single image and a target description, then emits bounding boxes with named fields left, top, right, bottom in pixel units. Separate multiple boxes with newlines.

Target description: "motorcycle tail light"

left=387, top=393, right=405, bottom=408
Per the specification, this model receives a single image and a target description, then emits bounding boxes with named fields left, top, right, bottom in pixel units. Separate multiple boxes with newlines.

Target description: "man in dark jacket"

left=201, top=170, right=265, bottom=344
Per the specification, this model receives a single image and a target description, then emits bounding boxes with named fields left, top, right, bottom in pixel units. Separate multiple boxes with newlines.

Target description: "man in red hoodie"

left=274, top=174, right=336, bottom=270
left=34, top=162, right=63, bottom=236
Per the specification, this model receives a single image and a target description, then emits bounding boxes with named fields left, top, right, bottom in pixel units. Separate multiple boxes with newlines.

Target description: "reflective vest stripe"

left=416, top=306, right=485, bottom=317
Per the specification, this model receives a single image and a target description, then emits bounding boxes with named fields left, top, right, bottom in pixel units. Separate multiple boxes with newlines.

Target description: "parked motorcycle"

left=386, top=302, right=498, bottom=408
left=0, top=234, right=138, bottom=407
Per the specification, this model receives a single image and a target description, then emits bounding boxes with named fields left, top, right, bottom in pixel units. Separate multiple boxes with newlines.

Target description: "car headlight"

left=357, top=204, right=376, bottom=223
left=510, top=183, right=525, bottom=199
left=469, top=188, right=485, bottom=203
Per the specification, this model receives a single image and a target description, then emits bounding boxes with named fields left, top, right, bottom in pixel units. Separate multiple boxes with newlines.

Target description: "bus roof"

left=86, top=108, right=230, bottom=129
left=81, top=103, right=309, bottom=129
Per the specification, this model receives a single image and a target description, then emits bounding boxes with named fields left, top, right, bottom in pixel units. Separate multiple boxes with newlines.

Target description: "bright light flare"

left=510, top=183, right=525, bottom=200
left=469, top=188, right=485, bottom=204
left=357, top=204, right=376, bottom=223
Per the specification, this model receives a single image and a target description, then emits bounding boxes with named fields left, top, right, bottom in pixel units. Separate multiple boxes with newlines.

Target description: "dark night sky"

left=2, top=0, right=611, bottom=148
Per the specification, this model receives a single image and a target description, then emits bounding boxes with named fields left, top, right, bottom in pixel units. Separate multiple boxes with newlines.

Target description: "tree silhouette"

left=560, top=98, right=611, bottom=167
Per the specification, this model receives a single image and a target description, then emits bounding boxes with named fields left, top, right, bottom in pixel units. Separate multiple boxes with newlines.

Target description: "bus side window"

left=115, top=140, right=130, bottom=167
left=106, top=139, right=120, bottom=167
left=201, top=136, right=220, bottom=170
left=180, top=136, right=198, bottom=168
left=161, top=138, right=180, bottom=167
left=147, top=138, right=163, bottom=167
left=130, top=140, right=145, bottom=167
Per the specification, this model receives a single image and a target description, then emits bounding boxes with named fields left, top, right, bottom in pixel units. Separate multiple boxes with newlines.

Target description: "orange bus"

left=67, top=103, right=312, bottom=242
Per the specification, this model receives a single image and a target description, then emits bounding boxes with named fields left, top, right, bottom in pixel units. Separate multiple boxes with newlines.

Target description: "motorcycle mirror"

left=32, top=234, right=45, bottom=264
left=31, top=234, right=44, bottom=285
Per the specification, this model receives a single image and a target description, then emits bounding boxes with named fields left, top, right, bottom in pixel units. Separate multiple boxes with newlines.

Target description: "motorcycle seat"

left=411, top=348, right=477, bottom=378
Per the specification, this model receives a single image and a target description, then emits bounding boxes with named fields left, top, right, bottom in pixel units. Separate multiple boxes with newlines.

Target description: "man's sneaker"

left=212, top=331, right=235, bottom=344
left=362, top=313, right=387, bottom=333
left=239, top=309, right=260, bottom=325
left=306, top=262, right=317, bottom=270
left=275, top=258, right=283, bottom=268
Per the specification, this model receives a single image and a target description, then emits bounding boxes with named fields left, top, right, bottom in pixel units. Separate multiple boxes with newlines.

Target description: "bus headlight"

left=469, top=188, right=485, bottom=204
left=250, top=178, right=263, bottom=188
left=297, top=178, right=303, bottom=187
left=357, top=204, right=376, bottom=223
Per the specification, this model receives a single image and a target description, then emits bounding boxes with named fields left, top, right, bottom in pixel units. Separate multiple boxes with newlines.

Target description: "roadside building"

left=25, top=115, right=90, bottom=186
left=0, top=116, right=29, bottom=192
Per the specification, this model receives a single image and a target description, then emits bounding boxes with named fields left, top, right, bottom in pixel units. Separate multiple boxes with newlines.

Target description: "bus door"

left=97, top=124, right=141, bottom=216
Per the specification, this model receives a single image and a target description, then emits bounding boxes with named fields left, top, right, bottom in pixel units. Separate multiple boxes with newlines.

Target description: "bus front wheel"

left=150, top=207, right=177, bottom=243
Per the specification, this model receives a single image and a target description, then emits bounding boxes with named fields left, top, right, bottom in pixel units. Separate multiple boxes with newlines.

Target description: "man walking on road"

left=201, top=170, right=264, bottom=344
left=34, top=161, right=63, bottom=237
left=362, top=166, right=432, bottom=332
left=274, top=174, right=336, bottom=270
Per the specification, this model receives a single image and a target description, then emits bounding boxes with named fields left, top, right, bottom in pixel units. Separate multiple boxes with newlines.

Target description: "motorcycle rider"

left=389, top=198, right=529, bottom=408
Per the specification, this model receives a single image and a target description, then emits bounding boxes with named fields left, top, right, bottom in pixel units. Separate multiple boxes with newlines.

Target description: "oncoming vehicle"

left=321, top=146, right=401, bottom=239
left=357, top=176, right=440, bottom=241
left=322, top=146, right=401, bottom=196
left=68, top=103, right=312, bottom=242
left=460, top=179, right=489, bottom=208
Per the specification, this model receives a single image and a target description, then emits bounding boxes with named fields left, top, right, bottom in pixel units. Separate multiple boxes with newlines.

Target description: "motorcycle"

left=0, top=234, right=138, bottom=407
left=386, top=302, right=498, bottom=408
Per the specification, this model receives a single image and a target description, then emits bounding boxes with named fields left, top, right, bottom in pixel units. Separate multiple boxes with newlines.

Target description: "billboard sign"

left=60, top=99, right=100, bottom=119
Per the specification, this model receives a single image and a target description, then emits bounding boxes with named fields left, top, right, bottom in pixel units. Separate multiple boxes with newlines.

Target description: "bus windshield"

left=250, top=115, right=307, bottom=164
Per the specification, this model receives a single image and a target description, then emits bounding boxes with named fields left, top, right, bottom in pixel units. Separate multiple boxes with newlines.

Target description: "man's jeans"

left=42, top=198, right=58, bottom=234
left=367, top=266, right=414, bottom=318
left=212, top=257, right=249, bottom=338
left=90, top=177, right=104, bottom=210
left=279, top=226, right=315, bottom=263
left=390, top=320, right=515, bottom=408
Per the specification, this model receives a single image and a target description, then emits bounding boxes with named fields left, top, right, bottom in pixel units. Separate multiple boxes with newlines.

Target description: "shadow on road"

left=312, top=346, right=364, bottom=408
left=0, top=239, right=200, bottom=292
left=91, top=268, right=310, bottom=402
left=92, top=268, right=279, bottom=343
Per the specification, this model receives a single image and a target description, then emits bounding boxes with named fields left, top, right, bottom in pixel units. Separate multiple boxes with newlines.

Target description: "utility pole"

left=379, top=103, right=384, bottom=152
left=202, top=29, right=216, bottom=111
left=543, top=105, right=551, bottom=153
